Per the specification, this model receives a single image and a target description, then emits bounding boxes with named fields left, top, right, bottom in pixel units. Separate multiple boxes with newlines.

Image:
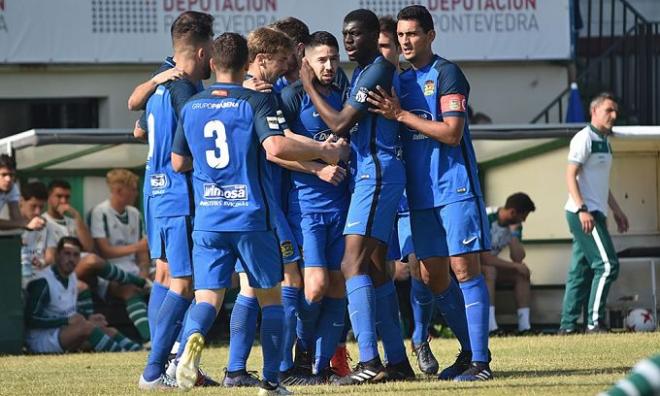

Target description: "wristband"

left=511, top=230, right=522, bottom=238
left=576, top=204, right=588, bottom=214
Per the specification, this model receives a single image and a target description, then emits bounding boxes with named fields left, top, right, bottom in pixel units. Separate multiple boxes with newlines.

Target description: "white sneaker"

left=176, top=333, right=205, bottom=391
left=165, top=358, right=177, bottom=379
left=138, top=374, right=177, bottom=390
left=257, top=380, right=293, bottom=395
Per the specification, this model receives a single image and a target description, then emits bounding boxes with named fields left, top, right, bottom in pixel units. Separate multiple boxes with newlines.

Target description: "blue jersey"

left=398, top=55, right=483, bottom=210
left=280, top=80, right=349, bottom=214
left=346, top=55, right=405, bottom=186
left=143, top=57, right=201, bottom=217
left=172, top=83, right=284, bottom=232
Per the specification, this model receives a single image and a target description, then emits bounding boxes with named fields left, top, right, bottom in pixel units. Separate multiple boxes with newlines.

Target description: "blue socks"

left=143, top=290, right=192, bottom=381
left=280, top=286, right=300, bottom=372
left=180, top=302, right=217, bottom=345
left=346, top=275, right=378, bottom=363
left=459, top=275, right=490, bottom=363
left=313, top=297, right=346, bottom=372
left=227, top=294, right=259, bottom=372
left=297, top=295, right=322, bottom=352
left=260, top=305, right=284, bottom=384
left=147, top=282, right=169, bottom=341
left=375, top=281, right=406, bottom=365
left=410, top=278, right=434, bottom=345
left=434, top=278, right=471, bottom=353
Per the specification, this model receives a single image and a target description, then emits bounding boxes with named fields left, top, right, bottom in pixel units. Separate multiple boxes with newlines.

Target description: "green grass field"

left=3, top=332, right=659, bottom=395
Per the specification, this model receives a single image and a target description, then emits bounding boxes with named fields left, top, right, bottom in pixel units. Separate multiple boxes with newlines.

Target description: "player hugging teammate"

left=132, top=5, right=492, bottom=395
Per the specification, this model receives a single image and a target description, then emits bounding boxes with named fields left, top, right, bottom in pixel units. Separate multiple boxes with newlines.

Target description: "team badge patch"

left=423, top=80, right=435, bottom=96
left=280, top=241, right=294, bottom=259
left=355, top=87, right=368, bottom=103
left=212, top=89, right=228, bottom=97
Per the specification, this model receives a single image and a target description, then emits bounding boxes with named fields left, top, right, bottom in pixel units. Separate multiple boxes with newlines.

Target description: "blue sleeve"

left=438, top=63, right=470, bottom=119
left=137, top=112, right=147, bottom=131
left=169, top=80, right=198, bottom=117
left=171, top=115, right=191, bottom=157
left=252, top=94, right=286, bottom=143
left=334, top=67, right=351, bottom=102
left=346, top=60, right=394, bottom=114
left=279, top=86, right=302, bottom=127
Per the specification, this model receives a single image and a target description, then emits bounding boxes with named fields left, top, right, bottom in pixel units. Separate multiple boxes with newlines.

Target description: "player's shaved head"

left=344, top=9, right=379, bottom=34
left=271, top=17, right=310, bottom=46
left=170, top=11, right=214, bottom=50
left=212, top=33, right=249, bottom=72
left=397, top=5, right=434, bottom=32
left=247, top=27, right=294, bottom=63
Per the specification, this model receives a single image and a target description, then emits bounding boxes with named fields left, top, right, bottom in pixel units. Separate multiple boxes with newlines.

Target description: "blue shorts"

left=273, top=205, right=301, bottom=264
left=410, top=197, right=491, bottom=259
left=145, top=197, right=193, bottom=278
left=386, top=212, right=414, bottom=262
left=289, top=211, right=346, bottom=271
left=344, top=182, right=404, bottom=244
left=192, top=230, right=283, bottom=290
left=234, top=206, right=299, bottom=274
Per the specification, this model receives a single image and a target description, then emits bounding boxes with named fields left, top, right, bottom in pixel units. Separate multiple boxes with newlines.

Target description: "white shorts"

left=26, top=328, right=64, bottom=354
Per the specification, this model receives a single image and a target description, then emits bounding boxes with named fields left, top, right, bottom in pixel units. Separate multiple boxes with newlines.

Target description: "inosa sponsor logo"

left=203, top=183, right=248, bottom=200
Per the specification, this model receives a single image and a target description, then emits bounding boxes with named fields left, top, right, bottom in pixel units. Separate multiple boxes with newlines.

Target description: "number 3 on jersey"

left=204, top=120, right=230, bottom=169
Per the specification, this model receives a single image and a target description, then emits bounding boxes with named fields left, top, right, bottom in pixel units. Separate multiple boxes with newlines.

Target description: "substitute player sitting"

left=24, top=236, right=142, bottom=354
left=171, top=32, right=344, bottom=395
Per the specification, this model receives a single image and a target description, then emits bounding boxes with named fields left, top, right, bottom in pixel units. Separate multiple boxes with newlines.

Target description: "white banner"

left=0, top=0, right=570, bottom=63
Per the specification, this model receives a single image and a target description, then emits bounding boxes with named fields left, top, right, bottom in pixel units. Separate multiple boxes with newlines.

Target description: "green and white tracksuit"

left=560, top=124, right=619, bottom=330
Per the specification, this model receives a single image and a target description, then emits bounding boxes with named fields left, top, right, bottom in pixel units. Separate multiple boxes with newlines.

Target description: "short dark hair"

left=397, top=5, right=435, bottom=33
left=212, top=32, right=249, bottom=71
left=56, top=236, right=82, bottom=253
left=379, top=16, right=399, bottom=48
left=0, top=154, right=16, bottom=172
left=21, top=181, right=48, bottom=201
left=504, top=192, right=536, bottom=213
left=170, top=11, right=214, bottom=47
left=344, top=9, right=380, bottom=34
left=271, top=17, right=310, bottom=45
left=306, top=31, right=339, bottom=51
left=47, top=179, right=71, bottom=194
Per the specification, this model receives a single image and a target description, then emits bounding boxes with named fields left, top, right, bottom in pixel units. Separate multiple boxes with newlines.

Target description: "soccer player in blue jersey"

left=271, top=17, right=351, bottom=99
left=136, top=11, right=218, bottom=390
left=276, top=31, right=351, bottom=385
left=367, top=5, right=493, bottom=381
left=171, top=32, right=347, bottom=395
left=299, top=9, right=411, bottom=385
left=220, top=27, right=348, bottom=388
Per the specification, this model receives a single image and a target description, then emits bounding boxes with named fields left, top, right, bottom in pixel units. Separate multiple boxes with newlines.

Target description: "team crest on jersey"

left=280, top=240, right=294, bottom=259
left=203, top=183, right=248, bottom=200
left=212, top=89, right=229, bottom=97
left=355, top=87, right=368, bottom=103
left=423, top=80, right=435, bottom=96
